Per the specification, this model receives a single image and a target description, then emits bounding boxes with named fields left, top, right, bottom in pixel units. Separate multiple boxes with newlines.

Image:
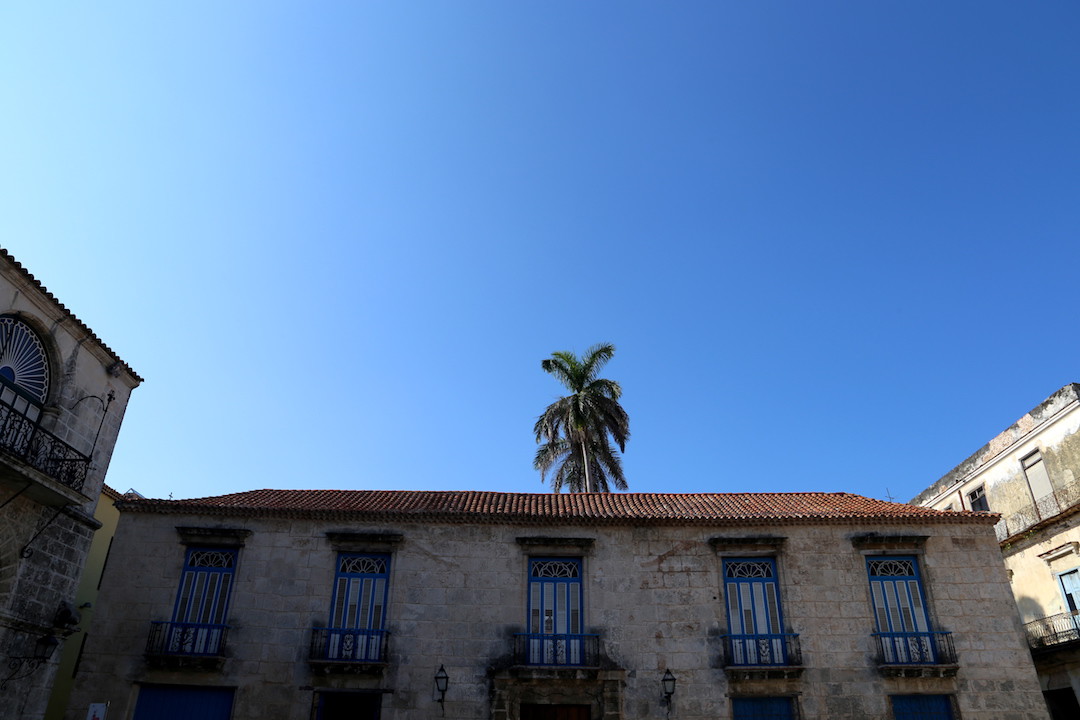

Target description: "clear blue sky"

left=2, top=3, right=1078, bottom=502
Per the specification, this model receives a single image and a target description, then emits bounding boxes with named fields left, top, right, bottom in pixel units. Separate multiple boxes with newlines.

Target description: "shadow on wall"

left=1016, top=596, right=1048, bottom=625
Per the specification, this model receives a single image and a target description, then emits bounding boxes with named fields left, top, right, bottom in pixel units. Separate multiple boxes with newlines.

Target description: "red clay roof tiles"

left=117, top=489, right=995, bottom=527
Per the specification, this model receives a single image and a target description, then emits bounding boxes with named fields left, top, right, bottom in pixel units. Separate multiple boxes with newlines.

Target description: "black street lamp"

left=434, top=664, right=449, bottom=703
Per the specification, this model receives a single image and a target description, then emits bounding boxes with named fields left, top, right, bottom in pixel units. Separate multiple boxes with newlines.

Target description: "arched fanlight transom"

left=0, top=316, right=49, bottom=404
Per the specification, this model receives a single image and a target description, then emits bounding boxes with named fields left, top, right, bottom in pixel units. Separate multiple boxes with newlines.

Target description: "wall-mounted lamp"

left=1, top=634, right=59, bottom=690
left=435, top=664, right=449, bottom=701
left=656, top=669, right=673, bottom=703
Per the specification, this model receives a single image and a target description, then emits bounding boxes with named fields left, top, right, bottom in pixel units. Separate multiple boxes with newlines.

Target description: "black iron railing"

left=872, top=631, right=956, bottom=665
left=513, top=633, right=599, bottom=667
left=1025, top=612, right=1080, bottom=649
left=0, top=396, right=88, bottom=491
left=720, top=633, right=801, bottom=667
left=146, top=621, right=229, bottom=657
left=310, top=627, right=388, bottom=662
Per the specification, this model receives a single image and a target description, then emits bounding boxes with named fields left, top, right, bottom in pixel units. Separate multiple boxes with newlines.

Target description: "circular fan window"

left=0, top=316, right=49, bottom=404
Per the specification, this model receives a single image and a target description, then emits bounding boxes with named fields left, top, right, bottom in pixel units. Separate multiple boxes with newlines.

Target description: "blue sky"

left=2, top=3, right=1078, bottom=502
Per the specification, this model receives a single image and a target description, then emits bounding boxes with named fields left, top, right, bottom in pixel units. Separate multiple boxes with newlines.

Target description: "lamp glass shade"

left=662, top=669, right=676, bottom=697
left=35, top=635, right=59, bottom=661
left=435, top=665, right=449, bottom=693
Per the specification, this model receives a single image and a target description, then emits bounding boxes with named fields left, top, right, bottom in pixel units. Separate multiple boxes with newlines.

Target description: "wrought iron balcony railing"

left=720, top=633, right=802, bottom=667
left=310, top=627, right=389, bottom=663
left=146, top=621, right=229, bottom=658
left=994, top=478, right=1080, bottom=542
left=872, top=631, right=956, bottom=666
left=513, top=633, right=599, bottom=667
left=0, top=395, right=88, bottom=491
left=1025, top=612, right=1080, bottom=650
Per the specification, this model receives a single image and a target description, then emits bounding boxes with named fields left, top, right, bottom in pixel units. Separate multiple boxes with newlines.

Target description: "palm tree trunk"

left=581, top=440, right=592, bottom=492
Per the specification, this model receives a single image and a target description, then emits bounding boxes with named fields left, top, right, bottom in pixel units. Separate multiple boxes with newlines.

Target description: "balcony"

left=146, top=621, right=229, bottom=670
left=1025, top=612, right=1080, bottom=652
left=872, top=631, right=958, bottom=677
left=719, top=633, right=803, bottom=680
left=309, top=628, right=389, bottom=674
left=0, top=396, right=89, bottom=505
left=513, top=633, right=600, bottom=668
left=994, top=479, right=1080, bottom=543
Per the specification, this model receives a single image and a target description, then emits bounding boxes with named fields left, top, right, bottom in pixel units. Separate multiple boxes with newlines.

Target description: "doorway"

left=315, top=691, right=382, bottom=720
left=520, top=704, right=590, bottom=720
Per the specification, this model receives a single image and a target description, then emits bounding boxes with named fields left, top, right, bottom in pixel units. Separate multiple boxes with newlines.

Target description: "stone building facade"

left=69, top=489, right=1046, bottom=720
left=0, top=249, right=141, bottom=719
left=911, top=383, right=1080, bottom=719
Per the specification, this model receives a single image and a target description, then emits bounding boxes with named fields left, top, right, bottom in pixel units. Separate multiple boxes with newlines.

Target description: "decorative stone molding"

left=708, top=536, right=786, bottom=553
left=1038, top=541, right=1079, bottom=564
left=175, top=526, right=252, bottom=548
left=325, top=532, right=403, bottom=552
left=850, top=534, right=928, bottom=551
left=516, top=536, right=595, bottom=554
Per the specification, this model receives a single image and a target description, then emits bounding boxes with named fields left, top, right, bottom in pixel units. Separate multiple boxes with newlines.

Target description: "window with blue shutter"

left=324, top=553, right=390, bottom=661
left=723, top=558, right=788, bottom=665
left=525, top=557, right=584, bottom=665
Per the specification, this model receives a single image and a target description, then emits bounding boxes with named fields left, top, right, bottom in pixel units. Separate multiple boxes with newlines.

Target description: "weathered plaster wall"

left=1003, top=512, right=1080, bottom=624
left=70, top=511, right=1047, bottom=720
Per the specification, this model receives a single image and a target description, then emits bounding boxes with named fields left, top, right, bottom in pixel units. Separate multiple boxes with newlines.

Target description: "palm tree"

left=533, top=343, right=630, bottom=493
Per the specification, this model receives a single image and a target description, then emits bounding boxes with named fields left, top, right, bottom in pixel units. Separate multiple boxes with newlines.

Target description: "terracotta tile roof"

left=116, top=489, right=996, bottom=527
left=1, top=247, right=143, bottom=383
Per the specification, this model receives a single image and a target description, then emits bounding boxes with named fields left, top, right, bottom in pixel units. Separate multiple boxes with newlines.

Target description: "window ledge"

left=145, top=654, right=227, bottom=672
left=724, top=666, right=804, bottom=681
left=877, top=664, right=958, bottom=679
left=505, top=665, right=603, bottom=681
left=309, top=659, right=387, bottom=676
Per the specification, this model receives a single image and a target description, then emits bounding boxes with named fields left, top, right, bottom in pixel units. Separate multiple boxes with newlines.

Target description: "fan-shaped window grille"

left=0, top=316, right=49, bottom=409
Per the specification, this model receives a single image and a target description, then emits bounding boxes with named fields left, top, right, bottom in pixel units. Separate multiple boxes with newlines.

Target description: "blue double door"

left=132, top=686, right=234, bottom=720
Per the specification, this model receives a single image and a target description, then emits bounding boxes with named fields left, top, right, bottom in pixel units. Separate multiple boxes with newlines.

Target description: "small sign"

left=87, top=703, right=109, bottom=720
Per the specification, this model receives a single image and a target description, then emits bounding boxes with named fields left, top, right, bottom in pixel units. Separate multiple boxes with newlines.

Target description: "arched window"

left=0, top=316, right=49, bottom=422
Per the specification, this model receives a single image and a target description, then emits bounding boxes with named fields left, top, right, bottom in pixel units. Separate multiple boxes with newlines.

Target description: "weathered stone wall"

left=0, top=267, right=139, bottom=510
left=0, top=490, right=98, bottom=718
left=69, top=511, right=1048, bottom=720
left=0, top=256, right=140, bottom=720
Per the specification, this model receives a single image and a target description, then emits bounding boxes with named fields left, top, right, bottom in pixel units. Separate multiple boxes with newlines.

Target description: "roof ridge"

left=114, top=487, right=998, bottom=528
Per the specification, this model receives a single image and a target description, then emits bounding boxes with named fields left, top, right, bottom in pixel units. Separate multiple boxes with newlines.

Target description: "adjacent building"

left=44, top=484, right=129, bottom=720
left=911, top=383, right=1080, bottom=719
left=0, top=249, right=141, bottom=719
left=69, top=489, right=1046, bottom=720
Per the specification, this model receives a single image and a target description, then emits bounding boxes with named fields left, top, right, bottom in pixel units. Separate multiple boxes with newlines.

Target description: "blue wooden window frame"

left=723, top=558, right=787, bottom=665
left=171, top=547, right=237, bottom=626
left=1055, top=566, right=1080, bottom=613
left=528, top=557, right=583, bottom=636
left=524, top=557, right=585, bottom=665
left=866, top=556, right=932, bottom=635
left=890, top=694, right=954, bottom=720
left=329, top=553, right=391, bottom=631
left=731, top=696, right=795, bottom=719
